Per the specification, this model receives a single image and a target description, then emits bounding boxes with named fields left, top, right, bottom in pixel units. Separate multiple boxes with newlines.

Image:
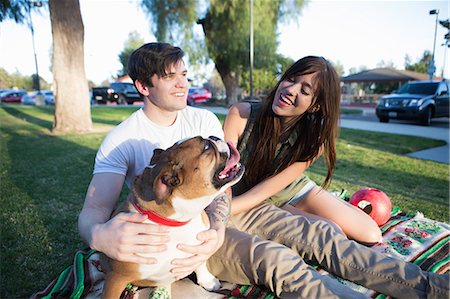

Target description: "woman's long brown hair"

left=244, top=56, right=341, bottom=189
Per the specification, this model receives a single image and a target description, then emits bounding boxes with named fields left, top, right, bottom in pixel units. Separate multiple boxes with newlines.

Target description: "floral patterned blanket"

left=31, top=210, right=449, bottom=299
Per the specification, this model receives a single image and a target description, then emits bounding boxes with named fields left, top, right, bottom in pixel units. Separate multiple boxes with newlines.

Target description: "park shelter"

left=340, top=68, right=431, bottom=105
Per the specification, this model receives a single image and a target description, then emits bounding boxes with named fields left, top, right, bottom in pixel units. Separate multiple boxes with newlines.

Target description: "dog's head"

left=133, top=136, right=244, bottom=208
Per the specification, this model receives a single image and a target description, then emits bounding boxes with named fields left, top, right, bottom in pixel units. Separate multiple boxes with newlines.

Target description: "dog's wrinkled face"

left=135, top=136, right=244, bottom=204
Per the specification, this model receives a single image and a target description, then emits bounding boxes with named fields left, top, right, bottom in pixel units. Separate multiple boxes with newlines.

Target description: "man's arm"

left=79, top=173, right=169, bottom=264
left=79, top=173, right=123, bottom=246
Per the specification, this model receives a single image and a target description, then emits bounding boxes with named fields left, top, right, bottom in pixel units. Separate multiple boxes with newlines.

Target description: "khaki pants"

left=207, top=203, right=449, bottom=299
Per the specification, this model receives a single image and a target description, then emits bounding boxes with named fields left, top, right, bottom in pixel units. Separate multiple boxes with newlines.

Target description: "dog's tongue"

left=219, top=142, right=240, bottom=177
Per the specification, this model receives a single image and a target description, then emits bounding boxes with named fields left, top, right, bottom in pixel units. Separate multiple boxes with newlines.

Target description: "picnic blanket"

left=31, top=209, right=450, bottom=299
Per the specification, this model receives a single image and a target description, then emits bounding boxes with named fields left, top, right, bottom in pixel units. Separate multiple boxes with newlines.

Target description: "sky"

left=0, top=0, right=449, bottom=86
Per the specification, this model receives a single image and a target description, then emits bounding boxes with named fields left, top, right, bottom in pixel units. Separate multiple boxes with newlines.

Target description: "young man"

left=78, top=42, right=229, bottom=280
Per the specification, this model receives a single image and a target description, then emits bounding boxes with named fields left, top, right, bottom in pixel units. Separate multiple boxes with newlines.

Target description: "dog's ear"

left=153, top=174, right=181, bottom=204
left=150, top=148, right=164, bottom=166
left=133, top=174, right=153, bottom=202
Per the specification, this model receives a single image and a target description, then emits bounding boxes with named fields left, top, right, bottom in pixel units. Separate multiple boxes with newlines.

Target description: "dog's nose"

left=209, top=136, right=221, bottom=141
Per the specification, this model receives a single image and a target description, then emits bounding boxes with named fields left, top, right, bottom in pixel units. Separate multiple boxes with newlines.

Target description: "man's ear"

left=134, top=79, right=150, bottom=96
left=150, top=148, right=164, bottom=166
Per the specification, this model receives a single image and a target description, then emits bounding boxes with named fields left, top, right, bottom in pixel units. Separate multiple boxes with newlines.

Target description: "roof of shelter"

left=341, top=68, right=430, bottom=83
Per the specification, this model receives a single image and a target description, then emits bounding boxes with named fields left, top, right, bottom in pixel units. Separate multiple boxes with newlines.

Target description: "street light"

left=27, top=1, right=43, bottom=93
left=428, top=9, right=439, bottom=80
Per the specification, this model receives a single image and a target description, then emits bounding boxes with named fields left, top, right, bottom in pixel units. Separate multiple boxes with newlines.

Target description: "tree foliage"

left=140, top=0, right=305, bottom=105
left=0, top=67, right=50, bottom=90
left=117, top=31, right=145, bottom=78
left=330, top=60, right=345, bottom=77
left=141, top=0, right=197, bottom=43
left=404, top=51, right=432, bottom=74
left=0, top=0, right=29, bottom=23
left=240, top=54, right=294, bottom=96
left=439, top=19, right=449, bottom=47
left=140, top=0, right=207, bottom=65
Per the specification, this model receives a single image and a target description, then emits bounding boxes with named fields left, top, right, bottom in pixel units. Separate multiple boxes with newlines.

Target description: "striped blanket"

left=32, top=209, right=449, bottom=299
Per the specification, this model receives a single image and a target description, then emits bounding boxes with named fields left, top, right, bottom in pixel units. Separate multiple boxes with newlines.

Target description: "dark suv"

left=376, top=80, right=449, bottom=125
left=92, top=82, right=141, bottom=105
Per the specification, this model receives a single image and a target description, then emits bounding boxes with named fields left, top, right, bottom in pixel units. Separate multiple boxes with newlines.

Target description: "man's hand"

left=170, top=228, right=220, bottom=280
left=90, top=212, right=170, bottom=264
left=170, top=192, right=231, bottom=280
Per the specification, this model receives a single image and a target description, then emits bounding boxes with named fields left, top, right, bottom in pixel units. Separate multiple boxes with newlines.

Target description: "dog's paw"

left=199, top=277, right=221, bottom=291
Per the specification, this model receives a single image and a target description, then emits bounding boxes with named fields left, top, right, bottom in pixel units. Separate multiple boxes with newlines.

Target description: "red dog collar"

left=131, top=197, right=191, bottom=227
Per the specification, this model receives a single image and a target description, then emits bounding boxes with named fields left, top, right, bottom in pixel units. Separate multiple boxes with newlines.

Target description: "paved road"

left=203, top=106, right=449, bottom=164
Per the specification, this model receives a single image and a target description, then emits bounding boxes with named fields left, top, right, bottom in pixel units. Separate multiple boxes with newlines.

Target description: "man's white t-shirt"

left=94, top=106, right=224, bottom=188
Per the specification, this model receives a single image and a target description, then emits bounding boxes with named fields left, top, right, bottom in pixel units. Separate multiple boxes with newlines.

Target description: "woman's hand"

left=90, top=212, right=170, bottom=264
left=170, top=228, right=221, bottom=280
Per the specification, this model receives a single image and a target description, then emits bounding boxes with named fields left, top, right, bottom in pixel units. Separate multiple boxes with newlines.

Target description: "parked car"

left=43, top=91, right=55, bottom=105
left=376, top=80, right=449, bottom=126
left=0, top=90, right=26, bottom=103
left=91, top=82, right=141, bottom=105
left=187, top=87, right=212, bottom=105
left=21, top=90, right=53, bottom=105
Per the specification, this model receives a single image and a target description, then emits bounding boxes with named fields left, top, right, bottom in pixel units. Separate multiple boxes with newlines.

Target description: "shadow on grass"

left=2, top=105, right=141, bottom=129
left=0, top=110, right=102, bottom=297
left=2, top=106, right=53, bottom=130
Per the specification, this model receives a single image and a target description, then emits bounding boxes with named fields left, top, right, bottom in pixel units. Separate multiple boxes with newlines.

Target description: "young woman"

left=223, top=56, right=381, bottom=244
left=208, top=57, right=448, bottom=298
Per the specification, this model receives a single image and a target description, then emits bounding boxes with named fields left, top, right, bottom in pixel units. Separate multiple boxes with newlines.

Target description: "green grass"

left=340, top=108, right=363, bottom=114
left=1, top=105, right=448, bottom=298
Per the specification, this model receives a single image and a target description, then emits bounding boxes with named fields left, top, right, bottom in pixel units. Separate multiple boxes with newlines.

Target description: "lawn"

left=1, top=105, right=448, bottom=298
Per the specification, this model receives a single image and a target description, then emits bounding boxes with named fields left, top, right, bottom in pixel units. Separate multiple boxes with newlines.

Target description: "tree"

left=0, top=0, right=27, bottom=22
left=117, top=31, right=145, bottom=78
left=141, top=0, right=305, bottom=105
left=204, top=69, right=226, bottom=102
left=376, top=60, right=395, bottom=69
left=0, top=67, right=51, bottom=90
left=348, top=65, right=368, bottom=75
left=198, top=0, right=304, bottom=105
left=439, top=19, right=449, bottom=48
left=330, top=60, right=345, bottom=77
left=1, top=0, right=92, bottom=133
left=240, top=54, right=294, bottom=96
left=404, top=51, right=432, bottom=74
left=140, top=0, right=207, bottom=64
left=49, top=0, right=91, bottom=133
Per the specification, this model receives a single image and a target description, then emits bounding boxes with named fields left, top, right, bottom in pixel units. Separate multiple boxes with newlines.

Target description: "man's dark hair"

left=128, top=42, right=184, bottom=87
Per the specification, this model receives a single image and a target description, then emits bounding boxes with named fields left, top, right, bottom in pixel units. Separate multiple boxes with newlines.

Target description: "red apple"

left=349, top=188, right=392, bottom=226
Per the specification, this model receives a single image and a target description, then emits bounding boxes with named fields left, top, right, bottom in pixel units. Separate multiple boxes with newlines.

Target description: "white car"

left=21, top=90, right=53, bottom=105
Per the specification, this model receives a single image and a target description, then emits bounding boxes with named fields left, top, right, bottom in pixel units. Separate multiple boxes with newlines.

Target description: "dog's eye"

left=203, top=139, right=214, bottom=152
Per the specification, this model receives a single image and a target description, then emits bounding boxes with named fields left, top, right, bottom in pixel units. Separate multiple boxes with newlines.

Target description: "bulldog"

left=101, top=136, right=244, bottom=299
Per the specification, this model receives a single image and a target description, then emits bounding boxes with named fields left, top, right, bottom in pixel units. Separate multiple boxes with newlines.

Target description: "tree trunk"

left=215, top=65, right=241, bottom=106
left=49, top=0, right=91, bottom=133
left=199, top=18, right=241, bottom=107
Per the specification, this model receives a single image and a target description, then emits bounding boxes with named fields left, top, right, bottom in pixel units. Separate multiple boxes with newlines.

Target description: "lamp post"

left=27, top=1, right=42, bottom=93
left=428, top=9, right=439, bottom=80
